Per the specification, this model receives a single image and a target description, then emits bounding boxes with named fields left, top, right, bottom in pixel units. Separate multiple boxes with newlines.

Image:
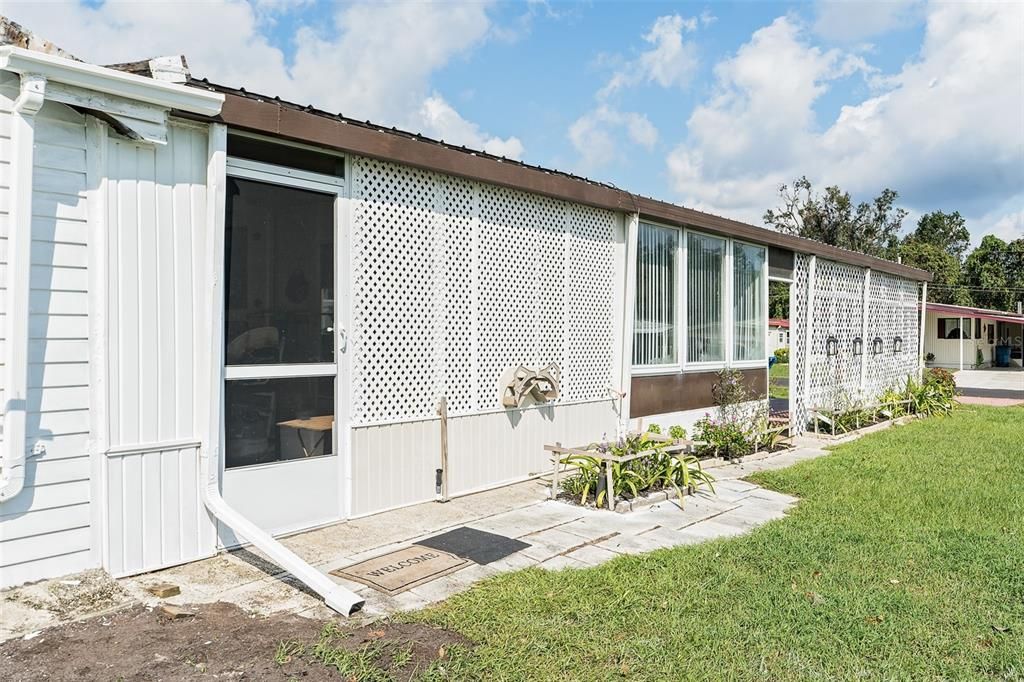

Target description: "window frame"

left=729, top=237, right=770, bottom=370
left=630, top=221, right=769, bottom=375
left=222, top=156, right=346, bottom=470
left=631, top=221, right=683, bottom=375
left=684, top=228, right=731, bottom=371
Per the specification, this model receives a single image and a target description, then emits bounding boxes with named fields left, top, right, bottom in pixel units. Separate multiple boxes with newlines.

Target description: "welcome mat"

left=416, top=526, right=531, bottom=565
left=330, top=546, right=469, bottom=595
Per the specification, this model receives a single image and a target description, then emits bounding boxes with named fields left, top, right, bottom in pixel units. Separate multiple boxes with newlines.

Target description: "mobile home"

left=0, top=44, right=931, bottom=613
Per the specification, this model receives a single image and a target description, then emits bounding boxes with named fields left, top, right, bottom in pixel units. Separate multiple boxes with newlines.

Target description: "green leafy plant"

left=668, top=424, right=687, bottom=440
left=774, top=346, right=790, bottom=363
left=559, top=430, right=714, bottom=507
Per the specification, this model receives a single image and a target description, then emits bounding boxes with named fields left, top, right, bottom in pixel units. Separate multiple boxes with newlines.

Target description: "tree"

left=899, top=238, right=969, bottom=304
left=769, top=280, right=789, bottom=319
left=961, top=236, right=1024, bottom=311
left=899, top=212, right=973, bottom=304
left=763, top=176, right=906, bottom=259
left=910, top=211, right=970, bottom=261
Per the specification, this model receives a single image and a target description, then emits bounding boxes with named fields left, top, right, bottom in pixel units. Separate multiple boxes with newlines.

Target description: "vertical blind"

left=687, top=232, right=726, bottom=363
left=633, top=223, right=677, bottom=365
left=733, top=242, right=766, bottom=362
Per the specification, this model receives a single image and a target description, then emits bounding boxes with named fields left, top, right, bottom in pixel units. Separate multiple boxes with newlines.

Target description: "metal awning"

left=926, top=303, right=1024, bottom=325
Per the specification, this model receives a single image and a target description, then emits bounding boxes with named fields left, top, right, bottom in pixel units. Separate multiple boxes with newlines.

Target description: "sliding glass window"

left=633, top=222, right=678, bottom=367
left=732, top=242, right=767, bottom=362
left=687, top=232, right=726, bottom=363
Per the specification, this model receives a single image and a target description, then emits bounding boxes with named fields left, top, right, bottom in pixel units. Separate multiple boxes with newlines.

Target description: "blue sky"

left=5, top=1, right=1022, bottom=243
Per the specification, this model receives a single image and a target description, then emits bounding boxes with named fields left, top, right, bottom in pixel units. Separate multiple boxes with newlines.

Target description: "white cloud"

left=814, top=0, right=923, bottom=42
left=568, top=105, right=658, bottom=171
left=569, top=13, right=703, bottom=173
left=667, top=4, right=1024, bottom=240
left=1, top=0, right=522, bottom=156
left=985, top=209, right=1024, bottom=243
left=420, top=94, right=523, bottom=159
left=599, top=14, right=699, bottom=98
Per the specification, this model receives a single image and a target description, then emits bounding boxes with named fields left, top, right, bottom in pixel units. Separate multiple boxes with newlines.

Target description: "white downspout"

left=0, top=73, right=46, bottom=503
left=200, top=124, right=363, bottom=616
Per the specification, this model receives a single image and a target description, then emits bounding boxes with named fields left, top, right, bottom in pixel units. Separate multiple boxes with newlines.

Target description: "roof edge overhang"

left=182, top=83, right=930, bottom=282
left=926, top=303, right=1024, bottom=324
left=0, top=46, right=223, bottom=116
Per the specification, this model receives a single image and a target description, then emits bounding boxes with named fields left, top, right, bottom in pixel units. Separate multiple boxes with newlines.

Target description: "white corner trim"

left=0, top=46, right=223, bottom=116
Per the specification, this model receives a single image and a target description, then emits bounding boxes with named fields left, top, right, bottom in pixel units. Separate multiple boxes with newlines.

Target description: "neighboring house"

left=0, top=41, right=931, bottom=612
left=769, top=318, right=790, bottom=353
left=924, top=303, right=1024, bottom=370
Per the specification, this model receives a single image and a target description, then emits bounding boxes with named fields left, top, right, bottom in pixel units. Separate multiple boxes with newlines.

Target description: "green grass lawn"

left=411, top=406, right=1024, bottom=680
left=770, top=361, right=789, bottom=399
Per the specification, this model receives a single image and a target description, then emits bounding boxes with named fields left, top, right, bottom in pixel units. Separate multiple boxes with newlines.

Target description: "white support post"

left=618, top=211, right=640, bottom=436
left=860, top=268, right=871, bottom=395
left=959, top=316, right=964, bottom=371
left=0, top=73, right=46, bottom=504
left=917, top=282, right=927, bottom=380
left=86, top=115, right=110, bottom=564
left=803, top=256, right=817, bottom=415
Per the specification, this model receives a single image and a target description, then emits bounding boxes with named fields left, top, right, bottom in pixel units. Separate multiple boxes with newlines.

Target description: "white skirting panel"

left=349, top=400, right=618, bottom=517
left=104, top=443, right=216, bottom=577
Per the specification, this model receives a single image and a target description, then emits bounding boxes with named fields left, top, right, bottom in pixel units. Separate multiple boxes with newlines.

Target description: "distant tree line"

left=764, top=176, right=1024, bottom=313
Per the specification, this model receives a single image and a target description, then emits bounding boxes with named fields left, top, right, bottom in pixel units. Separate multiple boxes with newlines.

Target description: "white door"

left=219, top=158, right=347, bottom=544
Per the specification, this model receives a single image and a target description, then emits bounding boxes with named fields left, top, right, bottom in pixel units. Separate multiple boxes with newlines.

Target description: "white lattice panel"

left=350, top=157, right=618, bottom=424
left=865, top=272, right=921, bottom=396
left=351, top=159, right=444, bottom=423
left=790, top=254, right=922, bottom=434
left=790, top=254, right=810, bottom=432
left=807, top=259, right=866, bottom=410
left=565, top=204, right=616, bottom=401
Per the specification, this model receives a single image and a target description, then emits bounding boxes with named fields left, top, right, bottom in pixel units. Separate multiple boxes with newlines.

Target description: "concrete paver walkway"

left=1, top=440, right=830, bottom=639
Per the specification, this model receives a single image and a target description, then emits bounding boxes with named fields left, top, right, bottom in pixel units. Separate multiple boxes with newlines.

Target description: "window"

left=225, top=377, right=334, bottom=468
left=938, top=318, right=971, bottom=339
left=225, top=178, right=335, bottom=365
left=687, top=232, right=726, bottom=363
left=987, top=322, right=995, bottom=344
left=732, top=242, right=766, bottom=362
left=975, top=318, right=983, bottom=340
left=633, top=223, right=678, bottom=366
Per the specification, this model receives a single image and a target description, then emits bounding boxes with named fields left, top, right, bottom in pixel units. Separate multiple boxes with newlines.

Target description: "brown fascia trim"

left=184, top=88, right=932, bottom=282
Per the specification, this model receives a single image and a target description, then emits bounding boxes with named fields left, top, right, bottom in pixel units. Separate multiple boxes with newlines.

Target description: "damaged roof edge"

left=179, top=79, right=931, bottom=282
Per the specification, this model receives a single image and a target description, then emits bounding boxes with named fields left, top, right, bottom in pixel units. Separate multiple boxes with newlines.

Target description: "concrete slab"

left=564, top=544, right=621, bottom=567
left=0, top=441, right=834, bottom=640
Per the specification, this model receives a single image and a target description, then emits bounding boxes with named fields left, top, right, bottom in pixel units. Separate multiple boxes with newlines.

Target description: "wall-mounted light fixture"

left=852, top=337, right=863, bottom=356
left=826, top=335, right=839, bottom=357
left=872, top=337, right=884, bottom=355
left=893, top=336, right=903, bottom=354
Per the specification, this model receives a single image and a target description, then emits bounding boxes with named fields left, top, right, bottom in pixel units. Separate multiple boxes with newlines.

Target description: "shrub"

left=774, top=346, right=790, bottom=363
left=559, top=430, right=713, bottom=507
left=694, top=415, right=758, bottom=459
left=668, top=424, right=687, bottom=440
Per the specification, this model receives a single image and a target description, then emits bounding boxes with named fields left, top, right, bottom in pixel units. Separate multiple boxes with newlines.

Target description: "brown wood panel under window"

left=630, top=369, right=767, bottom=418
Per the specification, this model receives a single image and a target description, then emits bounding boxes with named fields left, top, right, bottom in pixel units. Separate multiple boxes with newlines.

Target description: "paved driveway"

left=954, top=369, right=1023, bottom=401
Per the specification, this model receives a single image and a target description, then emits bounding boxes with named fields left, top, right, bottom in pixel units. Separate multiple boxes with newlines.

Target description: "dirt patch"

left=4, top=569, right=132, bottom=620
left=0, top=601, right=471, bottom=681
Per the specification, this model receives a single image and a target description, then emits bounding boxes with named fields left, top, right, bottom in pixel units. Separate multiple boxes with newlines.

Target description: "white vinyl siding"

left=0, top=74, right=95, bottom=587
left=102, top=121, right=216, bottom=576
left=732, top=241, right=767, bottom=363
left=633, top=222, right=678, bottom=367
